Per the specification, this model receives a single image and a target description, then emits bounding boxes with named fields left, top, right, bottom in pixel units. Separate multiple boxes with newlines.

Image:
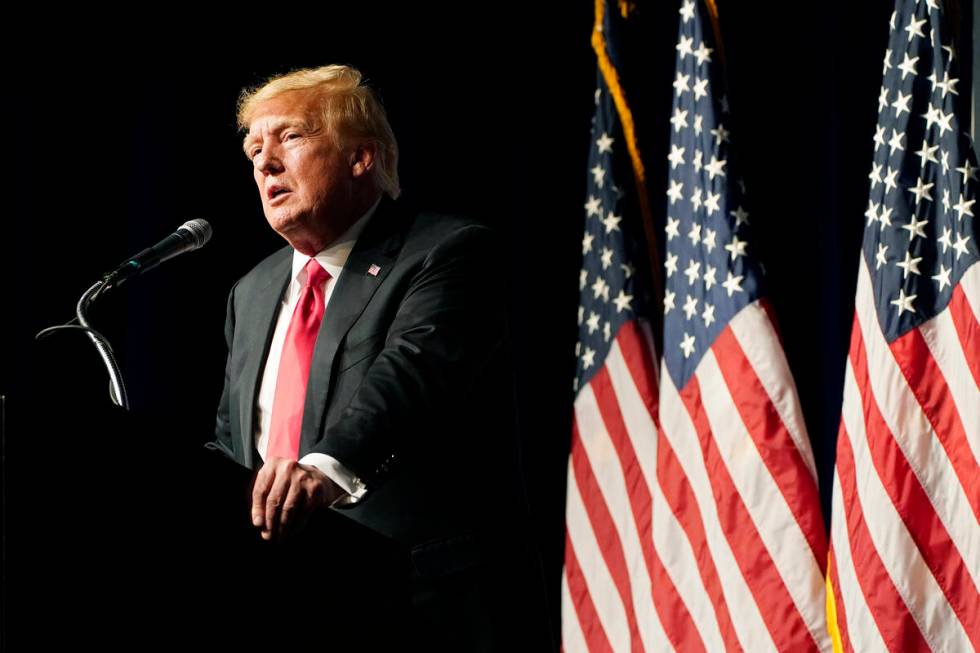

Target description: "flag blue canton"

left=864, top=0, right=978, bottom=343
left=662, top=0, right=763, bottom=390
left=573, top=73, right=644, bottom=393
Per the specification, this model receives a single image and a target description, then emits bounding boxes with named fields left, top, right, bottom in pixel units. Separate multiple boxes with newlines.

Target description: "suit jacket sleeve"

left=309, top=222, right=504, bottom=488
left=210, top=280, right=239, bottom=461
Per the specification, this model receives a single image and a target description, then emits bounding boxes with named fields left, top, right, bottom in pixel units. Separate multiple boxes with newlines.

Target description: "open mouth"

left=268, top=186, right=291, bottom=201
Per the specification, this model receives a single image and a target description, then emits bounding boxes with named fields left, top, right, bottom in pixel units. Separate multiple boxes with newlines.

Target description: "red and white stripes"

left=562, top=310, right=830, bottom=651
left=827, top=259, right=980, bottom=652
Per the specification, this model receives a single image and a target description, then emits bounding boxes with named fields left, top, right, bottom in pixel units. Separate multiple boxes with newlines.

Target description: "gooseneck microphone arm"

left=76, top=280, right=129, bottom=409
left=36, top=219, right=213, bottom=410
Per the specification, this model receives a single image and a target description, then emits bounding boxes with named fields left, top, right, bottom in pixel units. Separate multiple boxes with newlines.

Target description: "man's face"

left=245, top=91, right=354, bottom=250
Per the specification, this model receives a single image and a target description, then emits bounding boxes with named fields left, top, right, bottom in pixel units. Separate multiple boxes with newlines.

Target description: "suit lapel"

left=238, top=249, right=292, bottom=469
left=299, top=199, right=406, bottom=455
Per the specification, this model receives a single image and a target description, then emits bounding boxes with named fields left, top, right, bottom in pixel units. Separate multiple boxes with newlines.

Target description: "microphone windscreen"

left=179, top=219, right=213, bottom=249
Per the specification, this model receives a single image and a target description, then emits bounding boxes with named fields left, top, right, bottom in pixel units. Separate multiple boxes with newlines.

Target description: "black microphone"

left=103, top=219, right=212, bottom=289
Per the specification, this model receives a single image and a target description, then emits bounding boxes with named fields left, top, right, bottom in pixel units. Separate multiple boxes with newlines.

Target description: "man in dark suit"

left=206, top=64, right=551, bottom=650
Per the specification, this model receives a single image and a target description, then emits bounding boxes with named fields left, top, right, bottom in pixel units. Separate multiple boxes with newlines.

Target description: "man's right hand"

left=250, top=457, right=344, bottom=542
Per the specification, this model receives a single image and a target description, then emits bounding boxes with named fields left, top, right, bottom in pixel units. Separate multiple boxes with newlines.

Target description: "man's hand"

left=251, top=457, right=344, bottom=542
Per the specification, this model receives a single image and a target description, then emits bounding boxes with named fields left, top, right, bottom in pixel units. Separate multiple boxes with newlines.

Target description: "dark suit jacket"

left=206, top=197, right=539, bottom=604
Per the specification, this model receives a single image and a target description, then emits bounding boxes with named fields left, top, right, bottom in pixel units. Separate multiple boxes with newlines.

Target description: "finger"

left=264, top=467, right=292, bottom=540
left=278, top=480, right=305, bottom=540
left=251, top=465, right=272, bottom=528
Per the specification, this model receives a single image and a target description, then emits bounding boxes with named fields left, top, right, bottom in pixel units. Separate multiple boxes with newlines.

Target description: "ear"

left=350, top=142, right=377, bottom=179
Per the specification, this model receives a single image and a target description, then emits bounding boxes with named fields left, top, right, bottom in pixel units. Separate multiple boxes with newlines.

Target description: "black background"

left=4, top=1, right=973, bottom=647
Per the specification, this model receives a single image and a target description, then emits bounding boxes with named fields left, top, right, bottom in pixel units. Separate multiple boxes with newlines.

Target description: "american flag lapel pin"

left=368, top=264, right=381, bottom=277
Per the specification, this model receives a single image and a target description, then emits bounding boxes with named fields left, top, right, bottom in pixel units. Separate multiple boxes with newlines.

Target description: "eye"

left=284, top=132, right=302, bottom=142
left=248, top=147, right=262, bottom=160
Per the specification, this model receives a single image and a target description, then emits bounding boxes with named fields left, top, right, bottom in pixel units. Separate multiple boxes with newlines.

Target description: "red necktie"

left=267, top=259, right=331, bottom=460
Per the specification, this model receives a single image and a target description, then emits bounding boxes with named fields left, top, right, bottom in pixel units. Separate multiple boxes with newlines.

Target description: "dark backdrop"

left=5, top=1, right=971, bottom=647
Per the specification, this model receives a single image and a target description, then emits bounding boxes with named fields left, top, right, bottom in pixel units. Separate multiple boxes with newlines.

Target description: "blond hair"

left=238, top=64, right=400, bottom=199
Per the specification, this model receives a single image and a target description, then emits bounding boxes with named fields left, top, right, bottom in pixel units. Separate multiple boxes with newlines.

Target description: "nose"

left=254, top=142, right=284, bottom=175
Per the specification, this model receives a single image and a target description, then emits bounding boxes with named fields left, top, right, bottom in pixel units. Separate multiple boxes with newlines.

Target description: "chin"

left=265, top=211, right=302, bottom=236
left=267, top=217, right=318, bottom=252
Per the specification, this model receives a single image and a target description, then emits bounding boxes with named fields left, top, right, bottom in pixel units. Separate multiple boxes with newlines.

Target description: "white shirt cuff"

left=299, top=452, right=368, bottom=506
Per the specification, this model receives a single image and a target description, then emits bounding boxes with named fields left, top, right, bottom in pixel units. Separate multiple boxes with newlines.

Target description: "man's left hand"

left=251, top=457, right=344, bottom=542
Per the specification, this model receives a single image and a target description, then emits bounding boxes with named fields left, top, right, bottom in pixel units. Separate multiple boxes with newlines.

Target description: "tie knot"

left=304, top=259, right=330, bottom=288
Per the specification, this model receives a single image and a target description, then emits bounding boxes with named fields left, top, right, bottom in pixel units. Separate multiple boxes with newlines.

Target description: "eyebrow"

left=242, top=118, right=308, bottom=155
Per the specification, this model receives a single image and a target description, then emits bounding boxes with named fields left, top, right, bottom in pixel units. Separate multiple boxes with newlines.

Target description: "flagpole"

left=702, top=0, right=726, bottom=67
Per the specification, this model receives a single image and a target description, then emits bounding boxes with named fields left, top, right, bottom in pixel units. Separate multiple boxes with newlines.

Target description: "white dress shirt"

left=254, top=199, right=381, bottom=505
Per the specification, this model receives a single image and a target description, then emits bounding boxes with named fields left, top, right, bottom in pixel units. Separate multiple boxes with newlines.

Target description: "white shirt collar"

left=289, top=196, right=382, bottom=285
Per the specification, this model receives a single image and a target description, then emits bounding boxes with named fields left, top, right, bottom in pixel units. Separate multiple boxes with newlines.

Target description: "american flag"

left=655, top=1, right=831, bottom=650
left=825, top=1, right=980, bottom=650
left=561, top=1, right=830, bottom=651
left=560, top=1, right=673, bottom=649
